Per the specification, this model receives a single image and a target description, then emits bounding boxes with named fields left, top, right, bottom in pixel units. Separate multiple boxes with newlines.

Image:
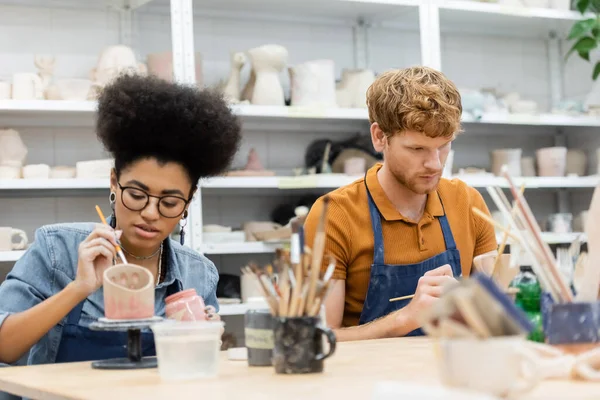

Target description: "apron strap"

left=436, top=195, right=457, bottom=251
left=66, top=300, right=85, bottom=325
left=365, top=178, right=385, bottom=265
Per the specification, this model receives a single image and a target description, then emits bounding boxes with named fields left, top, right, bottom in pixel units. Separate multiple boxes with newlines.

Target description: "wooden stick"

left=306, top=196, right=330, bottom=315
left=389, top=294, right=415, bottom=302
left=471, top=207, right=522, bottom=243
left=493, top=184, right=526, bottom=274
left=485, top=185, right=556, bottom=299
left=501, top=166, right=573, bottom=302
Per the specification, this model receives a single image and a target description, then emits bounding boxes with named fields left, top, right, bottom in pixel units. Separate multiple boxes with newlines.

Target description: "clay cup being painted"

left=103, top=264, right=154, bottom=320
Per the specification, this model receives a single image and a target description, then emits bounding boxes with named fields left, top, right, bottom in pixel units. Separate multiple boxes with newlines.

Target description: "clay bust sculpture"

left=246, top=44, right=288, bottom=106
left=90, top=45, right=147, bottom=97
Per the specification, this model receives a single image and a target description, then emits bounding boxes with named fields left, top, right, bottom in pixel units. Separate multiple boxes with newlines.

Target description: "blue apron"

left=54, top=281, right=182, bottom=363
left=358, top=182, right=462, bottom=336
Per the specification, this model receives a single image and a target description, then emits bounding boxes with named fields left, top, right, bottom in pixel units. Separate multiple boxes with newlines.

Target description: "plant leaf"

left=576, top=0, right=591, bottom=13
left=594, top=61, right=600, bottom=80
left=578, top=49, right=591, bottom=61
left=590, top=0, right=600, bottom=13
left=566, top=36, right=598, bottom=59
left=577, top=0, right=591, bottom=14
left=567, top=18, right=597, bottom=40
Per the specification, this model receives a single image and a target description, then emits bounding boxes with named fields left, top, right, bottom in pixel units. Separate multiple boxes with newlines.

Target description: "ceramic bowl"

left=103, top=263, right=154, bottom=320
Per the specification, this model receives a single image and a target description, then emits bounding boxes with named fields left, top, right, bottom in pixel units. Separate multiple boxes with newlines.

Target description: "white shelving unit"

left=0, top=0, right=598, bottom=323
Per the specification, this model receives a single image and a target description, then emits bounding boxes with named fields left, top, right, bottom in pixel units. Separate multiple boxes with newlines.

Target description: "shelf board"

left=201, top=175, right=599, bottom=190
left=437, top=0, right=588, bottom=37
left=189, top=0, right=420, bottom=24
left=453, top=175, right=600, bottom=189
left=0, top=101, right=598, bottom=128
left=202, top=241, right=287, bottom=255
left=0, top=175, right=597, bottom=193
left=0, top=251, right=25, bottom=262
left=0, top=179, right=108, bottom=190
left=0, top=100, right=96, bottom=113
left=498, top=232, right=586, bottom=245
left=218, top=303, right=250, bottom=316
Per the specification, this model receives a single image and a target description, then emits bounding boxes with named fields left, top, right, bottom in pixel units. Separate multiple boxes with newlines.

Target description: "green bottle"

left=512, top=269, right=545, bottom=343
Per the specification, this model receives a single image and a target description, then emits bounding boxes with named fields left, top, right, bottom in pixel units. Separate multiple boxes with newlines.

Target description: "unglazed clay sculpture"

left=0, top=166, right=20, bottom=179
left=22, top=164, right=50, bottom=179
left=222, top=51, right=247, bottom=103
left=227, top=148, right=275, bottom=176
left=336, top=69, right=375, bottom=108
left=0, top=129, right=27, bottom=168
left=331, top=148, right=379, bottom=174
left=289, top=59, right=336, bottom=107
left=90, top=45, right=147, bottom=96
left=536, top=147, right=567, bottom=177
left=75, top=159, right=114, bottom=179
left=247, top=44, right=288, bottom=106
left=241, top=68, right=256, bottom=102
left=50, top=166, right=76, bottom=179
left=146, top=51, right=203, bottom=86
left=55, top=79, right=93, bottom=101
left=34, top=55, right=55, bottom=98
left=103, top=264, right=154, bottom=320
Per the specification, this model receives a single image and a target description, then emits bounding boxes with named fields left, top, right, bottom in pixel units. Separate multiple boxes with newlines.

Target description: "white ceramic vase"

left=247, top=44, right=288, bottom=106
left=289, top=59, right=336, bottom=107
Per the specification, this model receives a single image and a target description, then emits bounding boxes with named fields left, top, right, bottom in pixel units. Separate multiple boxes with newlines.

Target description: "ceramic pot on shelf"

left=536, top=147, right=567, bottom=177
left=336, top=69, right=375, bottom=108
left=491, top=148, right=522, bottom=177
left=288, top=59, right=336, bottom=107
left=146, top=51, right=203, bottom=86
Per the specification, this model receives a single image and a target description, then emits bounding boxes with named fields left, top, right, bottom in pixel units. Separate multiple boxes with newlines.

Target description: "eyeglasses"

left=117, top=182, right=190, bottom=219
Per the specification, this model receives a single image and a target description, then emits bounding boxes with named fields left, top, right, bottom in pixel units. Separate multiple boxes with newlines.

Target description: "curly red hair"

left=366, top=66, right=463, bottom=139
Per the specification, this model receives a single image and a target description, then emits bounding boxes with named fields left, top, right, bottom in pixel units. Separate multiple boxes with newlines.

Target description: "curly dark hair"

left=96, top=74, right=241, bottom=192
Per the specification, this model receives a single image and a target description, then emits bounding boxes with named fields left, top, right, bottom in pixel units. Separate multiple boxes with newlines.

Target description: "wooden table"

left=0, top=338, right=598, bottom=400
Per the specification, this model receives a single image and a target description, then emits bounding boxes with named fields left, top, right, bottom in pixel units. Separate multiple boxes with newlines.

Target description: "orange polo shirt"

left=303, top=163, right=498, bottom=327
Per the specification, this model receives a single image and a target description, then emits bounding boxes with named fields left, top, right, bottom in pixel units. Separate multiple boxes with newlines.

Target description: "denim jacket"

left=0, top=222, right=219, bottom=367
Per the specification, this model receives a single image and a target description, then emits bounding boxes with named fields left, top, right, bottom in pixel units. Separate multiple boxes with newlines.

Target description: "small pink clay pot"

left=103, top=263, right=154, bottom=320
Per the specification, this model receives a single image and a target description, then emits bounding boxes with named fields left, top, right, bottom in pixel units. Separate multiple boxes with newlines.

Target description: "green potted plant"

left=566, top=0, right=600, bottom=80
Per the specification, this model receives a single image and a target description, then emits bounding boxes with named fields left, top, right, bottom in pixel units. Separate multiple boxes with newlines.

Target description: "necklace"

left=155, top=243, right=163, bottom=286
left=121, top=244, right=161, bottom=260
left=114, top=243, right=164, bottom=286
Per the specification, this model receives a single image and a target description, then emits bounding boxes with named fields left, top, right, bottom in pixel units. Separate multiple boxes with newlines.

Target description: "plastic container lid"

left=246, top=297, right=270, bottom=311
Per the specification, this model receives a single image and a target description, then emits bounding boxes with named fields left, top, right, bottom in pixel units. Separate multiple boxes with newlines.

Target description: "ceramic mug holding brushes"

left=273, top=316, right=336, bottom=374
left=0, top=227, right=28, bottom=251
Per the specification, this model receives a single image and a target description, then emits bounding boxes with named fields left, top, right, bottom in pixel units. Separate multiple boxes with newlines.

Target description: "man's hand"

left=401, top=264, right=457, bottom=328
